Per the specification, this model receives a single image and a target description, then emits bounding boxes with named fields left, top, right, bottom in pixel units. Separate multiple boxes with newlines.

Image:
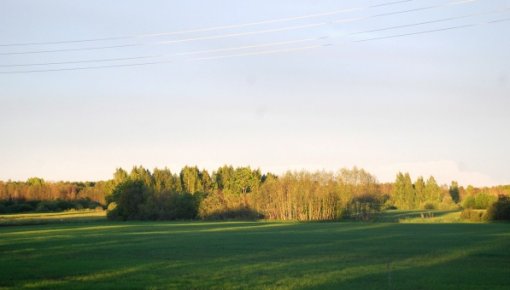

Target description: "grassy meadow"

left=0, top=211, right=509, bottom=289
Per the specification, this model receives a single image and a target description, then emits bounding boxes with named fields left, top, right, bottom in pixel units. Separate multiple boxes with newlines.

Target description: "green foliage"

left=345, top=193, right=382, bottom=221
left=26, top=177, right=45, bottom=186
left=107, top=180, right=149, bottom=220
left=129, top=166, right=154, bottom=188
left=424, top=176, right=442, bottom=203
left=213, top=166, right=261, bottom=195
left=107, top=179, right=200, bottom=221
left=414, top=177, right=426, bottom=204
left=232, top=167, right=261, bottom=195
left=152, top=168, right=179, bottom=192
left=180, top=166, right=204, bottom=194
left=141, top=191, right=199, bottom=220
left=213, top=165, right=235, bottom=191
left=422, top=202, right=436, bottom=210
left=460, top=209, right=487, bottom=222
left=462, top=193, right=497, bottom=209
left=1, top=165, right=508, bottom=222
left=392, top=172, right=415, bottom=209
left=253, top=169, right=382, bottom=221
left=112, top=168, right=128, bottom=185
left=449, top=181, right=460, bottom=203
left=486, top=195, right=510, bottom=221
left=198, top=191, right=262, bottom=220
left=0, top=199, right=100, bottom=214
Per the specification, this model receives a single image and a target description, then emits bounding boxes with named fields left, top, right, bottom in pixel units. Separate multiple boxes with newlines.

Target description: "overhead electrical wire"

left=0, top=55, right=159, bottom=68
left=174, top=37, right=324, bottom=56
left=2, top=0, right=507, bottom=74
left=1, top=16, right=507, bottom=75
left=349, top=7, right=510, bottom=35
left=0, top=38, right=323, bottom=68
left=0, top=0, right=478, bottom=56
left=1, top=6, right=507, bottom=69
left=356, top=17, right=510, bottom=41
left=0, top=0, right=413, bottom=48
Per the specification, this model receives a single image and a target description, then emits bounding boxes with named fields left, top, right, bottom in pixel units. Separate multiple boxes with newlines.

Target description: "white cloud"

left=371, top=160, right=499, bottom=187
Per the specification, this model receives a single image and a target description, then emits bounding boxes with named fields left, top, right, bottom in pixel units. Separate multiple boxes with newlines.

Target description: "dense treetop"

left=1, top=166, right=509, bottom=220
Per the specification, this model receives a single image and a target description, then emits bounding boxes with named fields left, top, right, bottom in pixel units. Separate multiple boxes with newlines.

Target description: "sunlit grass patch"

left=0, top=209, right=106, bottom=226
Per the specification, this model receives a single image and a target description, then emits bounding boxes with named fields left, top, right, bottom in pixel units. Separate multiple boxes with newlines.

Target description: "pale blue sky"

left=0, top=0, right=509, bottom=186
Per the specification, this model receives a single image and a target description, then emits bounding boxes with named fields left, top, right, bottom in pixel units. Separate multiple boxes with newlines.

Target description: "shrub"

left=56, top=200, right=75, bottom=211
left=460, top=209, right=487, bottom=222
left=35, top=203, right=50, bottom=212
left=201, top=207, right=262, bottom=220
left=345, top=194, right=382, bottom=221
left=422, top=202, right=436, bottom=210
left=7, top=203, right=34, bottom=213
left=107, top=180, right=149, bottom=220
left=438, top=197, right=460, bottom=210
left=199, top=192, right=261, bottom=220
left=486, top=195, right=510, bottom=221
left=462, top=193, right=497, bottom=209
left=106, top=202, right=118, bottom=220
left=106, top=180, right=201, bottom=221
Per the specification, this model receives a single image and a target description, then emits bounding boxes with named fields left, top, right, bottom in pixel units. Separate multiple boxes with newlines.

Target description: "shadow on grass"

left=376, top=210, right=460, bottom=223
left=1, top=222, right=510, bottom=289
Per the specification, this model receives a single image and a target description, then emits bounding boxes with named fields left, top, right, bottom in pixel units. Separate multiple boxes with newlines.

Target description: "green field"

left=1, top=212, right=509, bottom=289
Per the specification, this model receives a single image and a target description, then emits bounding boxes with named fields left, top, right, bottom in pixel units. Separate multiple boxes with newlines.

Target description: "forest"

left=1, top=166, right=510, bottom=221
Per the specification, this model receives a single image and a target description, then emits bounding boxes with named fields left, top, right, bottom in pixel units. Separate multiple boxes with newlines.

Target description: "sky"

left=0, top=0, right=509, bottom=186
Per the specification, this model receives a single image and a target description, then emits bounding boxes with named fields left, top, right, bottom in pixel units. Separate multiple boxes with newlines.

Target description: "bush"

left=7, top=203, right=34, bottom=213
left=486, top=195, right=510, bottom=221
left=140, top=191, right=200, bottom=220
left=460, top=209, right=487, bottom=222
left=201, top=207, right=262, bottom=220
left=462, top=193, right=497, bottom=209
left=345, top=194, right=382, bottom=221
left=107, top=180, right=201, bottom=221
left=198, top=192, right=261, bottom=220
left=422, top=202, right=436, bottom=210
left=0, top=199, right=102, bottom=214
left=107, top=180, right=149, bottom=220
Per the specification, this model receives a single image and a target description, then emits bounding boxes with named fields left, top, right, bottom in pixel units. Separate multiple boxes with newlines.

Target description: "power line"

left=0, top=23, right=327, bottom=56
left=3, top=6, right=506, bottom=68
left=0, top=45, right=329, bottom=74
left=0, top=44, right=137, bottom=56
left=0, top=55, right=159, bottom=68
left=0, top=0, right=479, bottom=56
left=330, top=0, right=480, bottom=24
left=0, top=60, right=173, bottom=74
left=372, top=0, right=477, bottom=18
left=350, top=7, right=510, bottom=35
left=0, top=0, right=412, bottom=48
left=1, top=17, right=507, bottom=75
left=174, top=37, right=323, bottom=56
left=0, top=38, right=323, bottom=68
left=355, top=24, right=475, bottom=42
left=355, top=17, right=510, bottom=42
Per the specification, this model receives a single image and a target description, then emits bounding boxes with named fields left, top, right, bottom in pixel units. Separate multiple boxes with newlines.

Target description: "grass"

left=0, top=211, right=509, bottom=289
left=375, top=209, right=469, bottom=223
left=0, top=209, right=106, bottom=226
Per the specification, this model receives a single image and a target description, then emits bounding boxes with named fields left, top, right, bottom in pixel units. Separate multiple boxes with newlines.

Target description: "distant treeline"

left=1, top=166, right=509, bottom=220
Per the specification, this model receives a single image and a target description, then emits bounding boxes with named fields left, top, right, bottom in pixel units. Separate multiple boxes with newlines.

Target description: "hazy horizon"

left=1, top=0, right=509, bottom=186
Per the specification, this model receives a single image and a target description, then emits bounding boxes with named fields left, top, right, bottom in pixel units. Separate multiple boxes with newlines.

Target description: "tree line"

left=1, top=166, right=509, bottom=220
